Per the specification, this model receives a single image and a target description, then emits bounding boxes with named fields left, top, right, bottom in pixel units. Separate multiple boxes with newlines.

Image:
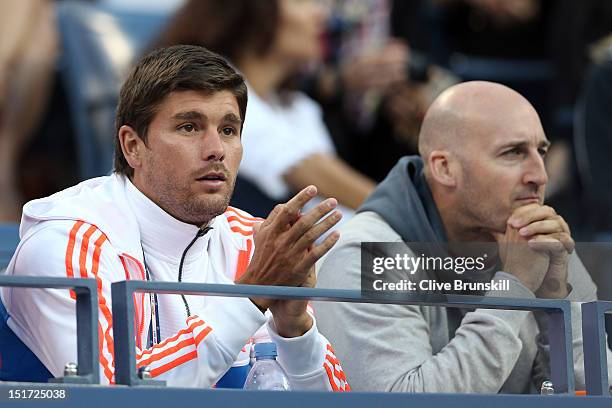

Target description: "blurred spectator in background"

left=310, top=0, right=457, bottom=182
left=575, top=38, right=612, bottom=240
left=0, top=0, right=58, bottom=221
left=428, top=0, right=612, bottom=137
left=574, top=38, right=612, bottom=338
left=154, top=0, right=376, bottom=217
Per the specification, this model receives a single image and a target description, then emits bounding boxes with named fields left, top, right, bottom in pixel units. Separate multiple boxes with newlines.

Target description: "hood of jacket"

left=359, top=156, right=495, bottom=285
left=359, top=156, right=446, bottom=244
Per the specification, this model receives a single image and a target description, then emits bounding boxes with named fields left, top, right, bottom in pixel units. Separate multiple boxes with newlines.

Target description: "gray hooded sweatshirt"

left=315, top=156, right=611, bottom=393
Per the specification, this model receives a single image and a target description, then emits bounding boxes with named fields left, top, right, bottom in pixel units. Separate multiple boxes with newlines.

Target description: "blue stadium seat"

left=56, top=1, right=169, bottom=179
left=0, top=223, right=54, bottom=381
left=0, top=223, right=19, bottom=271
left=0, top=301, right=53, bottom=382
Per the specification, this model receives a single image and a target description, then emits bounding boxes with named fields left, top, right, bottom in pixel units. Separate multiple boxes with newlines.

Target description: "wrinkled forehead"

left=462, top=102, right=548, bottom=151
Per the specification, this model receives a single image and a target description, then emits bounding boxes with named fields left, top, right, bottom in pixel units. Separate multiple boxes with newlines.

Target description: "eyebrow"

left=497, top=139, right=551, bottom=150
left=172, top=111, right=242, bottom=125
left=173, top=111, right=205, bottom=121
left=222, top=113, right=242, bottom=126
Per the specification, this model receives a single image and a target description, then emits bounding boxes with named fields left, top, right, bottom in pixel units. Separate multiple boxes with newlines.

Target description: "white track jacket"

left=1, top=174, right=350, bottom=390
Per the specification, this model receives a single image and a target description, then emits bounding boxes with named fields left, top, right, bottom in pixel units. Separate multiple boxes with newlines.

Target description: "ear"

left=428, top=150, right=457, bottom=188
left=118, top=125, right=146, bottom=171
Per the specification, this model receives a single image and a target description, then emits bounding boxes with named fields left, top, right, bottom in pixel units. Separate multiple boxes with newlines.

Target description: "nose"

left=522, top=150, right=548, bottom=187
left=201, top=127, right=225, bottom=162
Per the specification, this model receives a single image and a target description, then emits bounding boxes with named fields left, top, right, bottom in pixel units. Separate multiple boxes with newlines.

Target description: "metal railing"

left=0, top=275, right=99, bottom=384
left=582, top=301, right=612, bottom=395
left=2, top=278, right=612, bottom=405
left=111, top=281, right=575, bottom=392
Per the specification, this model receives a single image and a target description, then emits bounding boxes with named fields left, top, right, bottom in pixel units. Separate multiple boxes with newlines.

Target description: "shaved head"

left=418, top=81, right=539, bottom=161
left=416, top=81, right=550, bottom=240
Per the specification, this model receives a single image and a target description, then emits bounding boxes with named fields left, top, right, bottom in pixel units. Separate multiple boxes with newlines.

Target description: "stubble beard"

left=146, top=170, right=236, bottom=227
left=458, top=176, right=509, bottom=237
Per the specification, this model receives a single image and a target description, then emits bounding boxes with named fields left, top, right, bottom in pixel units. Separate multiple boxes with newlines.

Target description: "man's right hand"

left=508, top=204, right=573, bottom=298
left=237, top=185, right=342, bottom=310
left=493, top=221, right=550, bottom=293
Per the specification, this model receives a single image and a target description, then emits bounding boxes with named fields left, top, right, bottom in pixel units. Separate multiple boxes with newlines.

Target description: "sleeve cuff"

left=564, top=283, right=579, bottom=301
left=266, top=314, right=326, bottom=377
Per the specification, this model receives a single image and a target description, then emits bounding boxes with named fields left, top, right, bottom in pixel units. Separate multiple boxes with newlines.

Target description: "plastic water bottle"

left=243, top=343, right=291, bottom=391
left=249, top=343, right=256, bottom=367
left=540, top=380, right=554, bottom=395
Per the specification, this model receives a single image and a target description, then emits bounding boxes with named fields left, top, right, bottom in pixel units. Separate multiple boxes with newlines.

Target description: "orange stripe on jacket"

left=194, top=326, right=212, bottom=347
left=72, top=225, right=115, bottom=382
left=137, top=320, right=211, bottom=374
left=120, top=253, right=146, bottom=280
left=230, top=226, right=254, bottom=237
left=324, top=344, right=350, bottom=391
left=325, top=355, right=347, bottom=382
left=186, top=315, right=200, bottom=324
left=323, top=363, right=340, bottom=391
left=226, top=215, right=256, bottom=227
left=79, top=225, right=98, bottom=278
left=149, top=350, right=198, bottom=378
left=137, top=319, right=205, bottom=360
left=65, top=221, right=84, bottom=299
left=89, top=234, right=116, bottom=378
left=119, top=256, right=143, bottom=349
left=234, top=239, right=253, bottom=281
left=143, top=325, right=212, bottom=377
left=98, top=324, right=114, bottom=383
left=225, top=206, right=262, bottom=222
left=138, top=338, right=195, bottom=368
left=91, top=234, right=115, bottom=362
left=119, top=254, right=147, bottom=344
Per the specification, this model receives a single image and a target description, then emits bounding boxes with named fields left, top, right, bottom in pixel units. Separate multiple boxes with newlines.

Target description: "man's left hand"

left=271, top=265, right=315, bottom=338
left=508, top=204, right=574, bottom=298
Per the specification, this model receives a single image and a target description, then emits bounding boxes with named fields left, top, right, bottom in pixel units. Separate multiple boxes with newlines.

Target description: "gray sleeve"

left=530, top=252, right=612, bottom=390
left=315, top=238, right=533, bottom=393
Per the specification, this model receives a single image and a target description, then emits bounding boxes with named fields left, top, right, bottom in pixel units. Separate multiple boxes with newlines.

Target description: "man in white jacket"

left=0, top=45, right=349, bottom=390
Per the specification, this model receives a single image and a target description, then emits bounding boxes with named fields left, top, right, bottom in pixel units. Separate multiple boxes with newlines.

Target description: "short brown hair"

left=114, top=44, right=247, bottom=177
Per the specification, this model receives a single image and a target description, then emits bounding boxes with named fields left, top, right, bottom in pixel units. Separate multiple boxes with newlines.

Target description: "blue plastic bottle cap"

left=254, top=342, right=277, bottom=358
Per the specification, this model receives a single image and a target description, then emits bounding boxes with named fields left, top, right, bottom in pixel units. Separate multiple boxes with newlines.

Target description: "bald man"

left=315, top=81, right=612, bottom=393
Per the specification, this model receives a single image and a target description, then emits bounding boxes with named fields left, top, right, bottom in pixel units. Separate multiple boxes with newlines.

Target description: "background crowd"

left=0, top=0, right=610, bottom=242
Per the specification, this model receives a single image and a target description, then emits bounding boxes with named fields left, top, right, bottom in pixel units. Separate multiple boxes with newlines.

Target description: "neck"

left=130, top=175, right=213, bottom=227
left=125, top=178, right=213, bottom=262
left=238, top=53, right=293, bottom=100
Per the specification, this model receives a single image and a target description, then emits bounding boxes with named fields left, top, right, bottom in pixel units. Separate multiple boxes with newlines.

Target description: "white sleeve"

left=2, top=220, right=267, bottom=387
left=240, top=92, right=336, bottom=199
left=266, top=313, right=350, bottom=391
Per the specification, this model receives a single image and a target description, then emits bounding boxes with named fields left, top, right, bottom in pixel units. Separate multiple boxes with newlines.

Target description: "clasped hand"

left=494, top=204, right=574, bottom=298
left=237, top=186, right=342, bottom=337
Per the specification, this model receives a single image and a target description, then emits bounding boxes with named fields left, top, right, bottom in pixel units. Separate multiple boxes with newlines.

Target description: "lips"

left=194, top=170, right=228, bottom=191
left=196, top=172, right=227, bottom=182
left=516, top=196, right=540, bottom=203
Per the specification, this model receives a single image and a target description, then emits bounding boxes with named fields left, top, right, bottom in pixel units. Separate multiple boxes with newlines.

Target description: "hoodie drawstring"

left=178, top=226, right=213, bottom=318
